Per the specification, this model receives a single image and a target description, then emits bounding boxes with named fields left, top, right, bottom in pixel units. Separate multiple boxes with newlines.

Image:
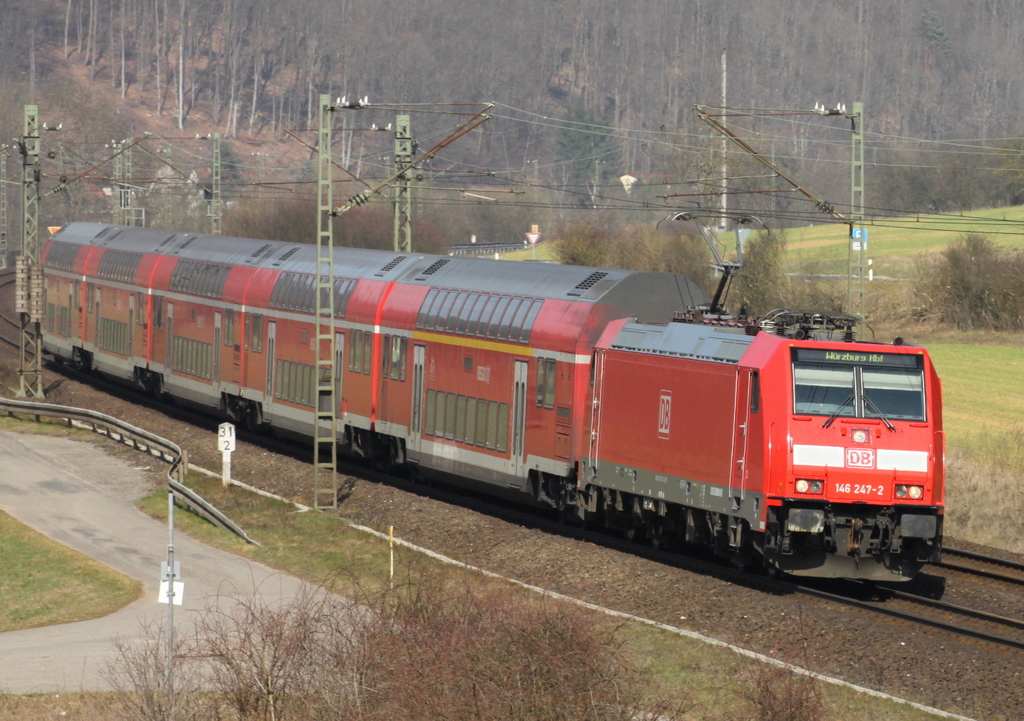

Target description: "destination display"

left=792, top=348, right=923, bottom=369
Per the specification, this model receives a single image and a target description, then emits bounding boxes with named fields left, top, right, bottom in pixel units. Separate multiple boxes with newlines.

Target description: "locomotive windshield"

left=791, top=349, right=926, bottom=422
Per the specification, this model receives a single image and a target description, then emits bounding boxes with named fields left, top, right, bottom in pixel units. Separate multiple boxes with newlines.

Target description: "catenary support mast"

left=313, top=95, right=338, bottom=510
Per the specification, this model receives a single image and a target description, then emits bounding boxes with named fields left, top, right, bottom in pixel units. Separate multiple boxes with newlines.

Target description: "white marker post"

left=218, top=422, right=236, bottom=488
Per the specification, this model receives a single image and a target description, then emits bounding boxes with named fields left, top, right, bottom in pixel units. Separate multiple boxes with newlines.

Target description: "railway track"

left=938, top=546, right=1024, bottom=585
left=13, top=308, right=1024, bottom=658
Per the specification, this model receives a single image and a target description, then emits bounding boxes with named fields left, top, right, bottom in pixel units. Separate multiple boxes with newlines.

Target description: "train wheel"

left=625, top=522, right=646, bottom=544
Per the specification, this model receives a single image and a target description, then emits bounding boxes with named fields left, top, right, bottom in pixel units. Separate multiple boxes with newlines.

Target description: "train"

left=39, top=222, right=944, bottom=581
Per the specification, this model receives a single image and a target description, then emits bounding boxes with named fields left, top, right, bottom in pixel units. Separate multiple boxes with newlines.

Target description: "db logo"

left=846, top=448, right=876, bottom=469
left=657, top=391, right=672, bottom=439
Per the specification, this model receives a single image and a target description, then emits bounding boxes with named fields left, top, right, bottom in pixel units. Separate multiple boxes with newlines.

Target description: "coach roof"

left=52, top=223, right=709, bottom=322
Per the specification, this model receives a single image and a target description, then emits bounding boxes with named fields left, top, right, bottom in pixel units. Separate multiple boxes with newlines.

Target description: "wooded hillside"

left=2, top=0, right=1022, bottom=234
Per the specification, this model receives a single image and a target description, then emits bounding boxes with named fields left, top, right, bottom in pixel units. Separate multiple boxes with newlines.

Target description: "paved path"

left=0, top=430, right=308, bottom=693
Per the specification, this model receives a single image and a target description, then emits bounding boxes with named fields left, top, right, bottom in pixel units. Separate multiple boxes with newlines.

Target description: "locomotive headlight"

left=908, top=485, right=923, bottom=499
left=795, top=479, right=823, bottom=494
left=895, top=485, right=907, bottom=498
left=851, top=429, right=869, bottom=444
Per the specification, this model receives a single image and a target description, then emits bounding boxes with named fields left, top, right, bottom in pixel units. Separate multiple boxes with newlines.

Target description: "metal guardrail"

left=0, top=396, right=259, bottom=545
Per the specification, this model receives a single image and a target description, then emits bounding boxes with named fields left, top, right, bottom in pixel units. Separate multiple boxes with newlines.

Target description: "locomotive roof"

left=611, top=319, right=756, bottom=364
left=51, top=223, right=709, bottom=322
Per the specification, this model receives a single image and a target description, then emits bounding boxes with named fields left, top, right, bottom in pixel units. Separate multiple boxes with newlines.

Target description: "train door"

left=213, top=311, right=222, bottom=385
left=512, top=359, right=528, bottom=477
left=94, top=287, right=102, bottom=348
left=265, top=321, right=276, bottom=418
left=334, top=331, right=345, bottom=423
left=586, top=349, right=606, bottom=481
left=166, top=302, right=174, bottom=371
left=127, top=292, right=134, bottom=358
left=730, top=368, right=753, bottom=506
left=408, top=344, right=426, bottom=456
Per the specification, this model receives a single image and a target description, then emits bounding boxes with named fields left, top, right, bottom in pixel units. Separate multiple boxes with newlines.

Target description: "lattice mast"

left=313, top=95, right=339, bottom=510
left=16, top=105, right=44, bottom=398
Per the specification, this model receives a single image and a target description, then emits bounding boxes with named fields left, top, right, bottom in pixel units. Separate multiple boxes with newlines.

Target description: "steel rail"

left=11, top=315, right=1019, bottom=652
left=0, top=397, right=259, bottom=545
left=943, top=546, right=1024, bottom=574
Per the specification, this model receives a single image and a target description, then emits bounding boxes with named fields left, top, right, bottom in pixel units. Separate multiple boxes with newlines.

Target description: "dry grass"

left=0, top=509, right=141, bottom=633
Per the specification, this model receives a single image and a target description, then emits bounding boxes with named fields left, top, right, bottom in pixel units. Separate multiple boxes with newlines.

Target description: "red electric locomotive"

left=583, top=310, right=943, bottom=580
left=39, top=223, right=943, bottom=581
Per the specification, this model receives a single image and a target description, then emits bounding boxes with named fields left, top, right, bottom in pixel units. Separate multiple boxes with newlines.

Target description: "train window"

left=455, top=292, right=480, bottom=335
left=446, top=292, right=469, bottom=333
left=497, top=403, right=509, bottom=453
left=537, top=358, right=556, bottom=408
left=435, top=393, right=448, bottom=437
left=496, top=297, right=522, bottom=340
left=506, top=297, right=533, bottom=342
left=475, top=398, right=489, bottom=447
left=390, top=337, right=400, bottom=380
left=278, top=274, right=295, bottom=310
left=455, top=395, right=467, bottom=442
left=544, top=359, right=556, bottom=409
left=301, top=275, right=316, bottom=313
left=225, top=310, right=234, bottom=346
left=151, top=294, right=163, bottom=329
left=536, top=359, right=546, bottom=407
left=425, top=390, right=436, bottom=436
left=750, top=371, right=760, bottom=413
left=250, top=314, right=263, bottom=352
left=445, top=393, right=457, bottom=439
left=425, top=290, right=451, bottom=331
left=430, top=392, right=443, bottom=436
left=350, top=330, right=362, bottom=371
left=397, top=338, right=408, bottom=381
left=304, top=364, right=313, bottom=405
left=74, top=281, right=82, bottom=311
left=464, top=355, right=474, bottom=372
left=334, top=278, right=354, bottom=318
left=363, top=331, right=373, bottom=374
left=485, top=401, right=499, bottom=450
left=287, top=275, right=305, bottom=310
left=269, top=277, right=283, bottom=308
left=793, top=365, right=855, bottom=417
left=382, top=335, right=391, bottom=377
left=518, top=299, right=544, bottom=344
left=486, top=296, right=512, bottom=339
left=464, top=398, right=477, bottom=445
left=86, top=283, right=95, bottom=312
left=472, top=295, right=499, bottom=337
left=136, top=292, right=145, bottom=325
left=464, top=293, right=487, bottom=336
left=436, top=291, right=460, bottom=333
left=416, top=288, right=439, bottom=329
left=862, top=367, right=925, bottom=421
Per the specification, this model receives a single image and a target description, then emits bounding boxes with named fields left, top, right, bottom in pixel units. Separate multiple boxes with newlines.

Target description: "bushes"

left=554, top=221, right=714, bottom=295
left=732, top=229, right=789, bottom=316
left=923, top=233, right=1024, bottom=330
left=105, top=567, right=687, bottom=721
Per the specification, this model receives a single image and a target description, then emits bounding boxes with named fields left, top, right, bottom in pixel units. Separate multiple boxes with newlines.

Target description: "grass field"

left=927, top=343, right=1024, bottom=440
left=505, top=204, right=1024, bottom=275
left=0, top=509, right=140, bottom=633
